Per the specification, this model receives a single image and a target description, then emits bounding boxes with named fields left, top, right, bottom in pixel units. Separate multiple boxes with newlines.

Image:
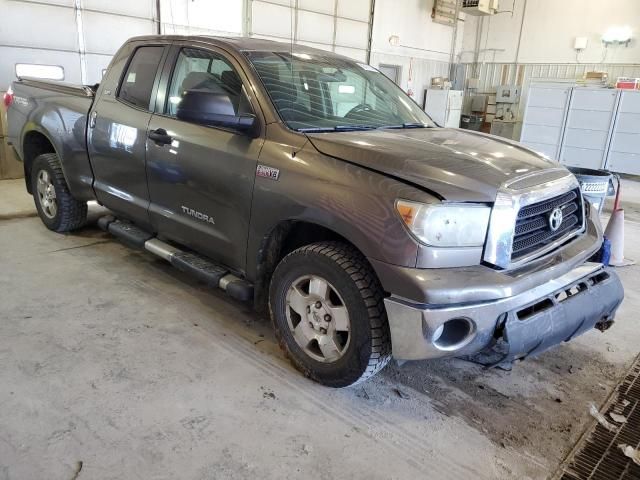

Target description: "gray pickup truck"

left=7, top=35, right=624, bottom=387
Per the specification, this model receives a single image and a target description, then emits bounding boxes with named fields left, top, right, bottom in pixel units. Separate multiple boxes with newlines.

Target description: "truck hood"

left=306, top=128, right=562, bottom=202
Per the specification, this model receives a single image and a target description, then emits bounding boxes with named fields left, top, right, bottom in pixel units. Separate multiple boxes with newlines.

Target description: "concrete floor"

left=0, top=179, right=639, bottom=480
left=0, top=178, right=36, bottom=220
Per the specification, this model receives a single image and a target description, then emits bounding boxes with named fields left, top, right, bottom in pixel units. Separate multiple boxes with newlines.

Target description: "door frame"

left=151, top=40, right=268, bottom=134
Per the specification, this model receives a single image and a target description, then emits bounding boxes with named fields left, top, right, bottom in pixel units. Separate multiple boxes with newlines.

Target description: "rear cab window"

left=117, top=46, right=165, bottom=110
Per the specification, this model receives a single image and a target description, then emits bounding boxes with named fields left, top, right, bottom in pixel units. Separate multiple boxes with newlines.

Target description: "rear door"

left=145, top=43, right=265, bottom=274
left=88, top=41, right=169, bottom=229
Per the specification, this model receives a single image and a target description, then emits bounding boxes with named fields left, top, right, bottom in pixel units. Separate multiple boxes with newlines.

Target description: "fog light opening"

left=432, top=317, right=474, bottom=350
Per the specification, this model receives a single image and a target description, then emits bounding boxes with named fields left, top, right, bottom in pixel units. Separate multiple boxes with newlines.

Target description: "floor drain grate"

left=559, top=355, right=640, bottom=480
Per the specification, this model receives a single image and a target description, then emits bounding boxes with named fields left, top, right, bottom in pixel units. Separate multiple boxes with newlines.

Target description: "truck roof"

left=126, top=35, right=356, bottom=60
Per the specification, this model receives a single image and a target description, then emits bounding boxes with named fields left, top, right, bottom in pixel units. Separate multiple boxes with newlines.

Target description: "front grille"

left=511, top=188, right=583, bottom=261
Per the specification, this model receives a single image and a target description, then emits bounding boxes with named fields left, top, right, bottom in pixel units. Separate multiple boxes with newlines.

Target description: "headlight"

left=396, top=200, right=491, bottom=247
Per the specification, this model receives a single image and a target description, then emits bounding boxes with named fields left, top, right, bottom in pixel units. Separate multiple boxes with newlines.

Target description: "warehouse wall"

left=160, top=0, right=243, bottom=36
left=461, top=0, right=640, bottom=64
left=248, top=0, right=372, bottom=63
left=370, top=0, right=461, bottom=103
left=0, top=0, right=158, bottom=88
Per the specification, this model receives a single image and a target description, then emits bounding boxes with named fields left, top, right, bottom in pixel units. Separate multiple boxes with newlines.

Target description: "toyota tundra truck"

left=5, top=35, right=624, bottom=387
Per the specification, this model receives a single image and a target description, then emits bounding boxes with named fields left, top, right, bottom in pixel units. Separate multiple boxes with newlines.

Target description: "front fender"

left=246, top=133, right=437, bottom=281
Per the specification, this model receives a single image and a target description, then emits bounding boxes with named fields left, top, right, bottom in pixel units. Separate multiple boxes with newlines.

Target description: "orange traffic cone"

left=604, top=176, right=634, bottom=267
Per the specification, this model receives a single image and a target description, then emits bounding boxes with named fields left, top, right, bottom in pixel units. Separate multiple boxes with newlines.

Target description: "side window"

left=166, top=47, right=251, bottom=118
left=117, top=46, right=165, bottom=110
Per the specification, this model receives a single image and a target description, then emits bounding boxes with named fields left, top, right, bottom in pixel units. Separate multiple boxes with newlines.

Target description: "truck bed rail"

left=17, top=77, right=96, bottom=97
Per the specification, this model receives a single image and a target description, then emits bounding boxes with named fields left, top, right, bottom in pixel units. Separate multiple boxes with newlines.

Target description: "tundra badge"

left=181, top=206, right=215, bottom=224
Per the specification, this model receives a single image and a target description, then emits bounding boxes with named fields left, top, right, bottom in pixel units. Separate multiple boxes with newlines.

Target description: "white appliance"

left=461, top=0, right=499, bottom=16
left=423, top=89, right=463, bottom=128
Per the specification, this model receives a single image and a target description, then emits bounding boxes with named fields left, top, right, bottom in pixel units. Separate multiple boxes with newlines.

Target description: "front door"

left=88, top=43, right=168, bottom=229
left=146, top=45, right=265, bottom=274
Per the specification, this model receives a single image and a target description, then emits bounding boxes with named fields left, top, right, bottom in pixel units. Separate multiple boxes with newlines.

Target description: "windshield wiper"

left=296, top=125, right=377, bottom=133
left=379, top=122, right=432, bottom=129
left=334, top=125, right=376, bottom=131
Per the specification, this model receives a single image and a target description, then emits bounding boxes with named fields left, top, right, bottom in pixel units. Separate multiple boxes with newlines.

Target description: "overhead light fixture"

left=602, top=26, right=632, bottom=46
left=389, top=35, right=400, bottom=46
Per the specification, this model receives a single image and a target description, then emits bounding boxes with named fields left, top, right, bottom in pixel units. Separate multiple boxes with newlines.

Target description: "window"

left=15, top=64, right=64, bottom=81
left=118, top=46, right=164, bottom=110
left=166, top=48, right=250, bottom=118
left=245, top=51, right=434, bottom=131
left=378, top=64, right=401, bottom=85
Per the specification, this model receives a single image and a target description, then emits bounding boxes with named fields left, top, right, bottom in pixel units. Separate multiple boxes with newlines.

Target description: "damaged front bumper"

left=383, top=263, right=624, bottom=362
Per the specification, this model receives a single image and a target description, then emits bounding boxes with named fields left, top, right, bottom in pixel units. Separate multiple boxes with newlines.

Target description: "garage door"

left=250, top=0, right=372, bottom=62
left=0, top=0, right=157, bottom=89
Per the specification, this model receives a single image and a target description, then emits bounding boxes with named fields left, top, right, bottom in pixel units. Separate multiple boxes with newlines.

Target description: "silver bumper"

left=384, top=263, right=624, bottom=361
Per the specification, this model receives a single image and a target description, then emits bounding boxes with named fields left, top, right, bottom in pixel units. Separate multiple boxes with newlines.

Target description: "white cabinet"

left=521, top=86, right=640, bottom=175
left=606, top=90, right=640, bottom=175
left=423, top=89, right=463, bottom=128
left=559, top=89, right=618, bottom=169
left=520, top=85, right=571, bottom=160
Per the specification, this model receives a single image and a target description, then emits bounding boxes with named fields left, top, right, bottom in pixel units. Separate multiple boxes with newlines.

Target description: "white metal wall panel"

left=520, top=85, right=571, bottom=160
left=605, top=90, right=640, bottom=174
left=84, top=53, right=111, bottom=83
left=299, top=0, right=334, bottom=15
left=559, top=89, right=618, bottom=169
left=0, top=2, right=78, bottom=52
left=334, top=46, right=367, bottom=62
left=561, top=147, right=606, bottom=170
left=82, top=11, right=155, bottom=55
left=337, top=0, right=370, bottom=21
left=0, top=0, right=156, bottom=87
left=0, top=0, right=78, bottom=87
left=297, top=11, right=334, bottom=44
left=160, top=0, right=242, bottom=35
left=83, top=0, right=156, bottom=19
left=335, top=18, right=369, bottom=49
left=160, top=0, right=189, bottom=28
left=250, top=0, right=371, bottom=62
left=251, top=1, right=293, bottom=39
left=297, top=40, right=334, bottom=53
left=81, top=4, right=156, bottom=84
left=0, top=46, right=80, bottom=86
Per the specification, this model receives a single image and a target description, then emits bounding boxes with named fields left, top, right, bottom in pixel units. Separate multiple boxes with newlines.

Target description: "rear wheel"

left=31, top=153, right=87, bottom=232
left=270, top=241, right=392, bottom=387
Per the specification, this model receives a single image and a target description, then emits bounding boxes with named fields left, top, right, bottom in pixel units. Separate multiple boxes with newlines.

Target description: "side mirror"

left=176, top=89, right=258, bottom=136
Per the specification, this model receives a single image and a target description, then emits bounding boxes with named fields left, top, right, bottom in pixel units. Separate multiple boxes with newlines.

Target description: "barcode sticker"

left=256, top=164, right=280, bottom=181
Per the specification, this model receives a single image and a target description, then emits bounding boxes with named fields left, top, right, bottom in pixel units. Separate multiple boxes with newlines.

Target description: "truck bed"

left=7, top=78, right=98, bottom=201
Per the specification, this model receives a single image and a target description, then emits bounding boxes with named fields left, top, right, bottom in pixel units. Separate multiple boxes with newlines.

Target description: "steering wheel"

left=344, top=103, right=373, bottom=118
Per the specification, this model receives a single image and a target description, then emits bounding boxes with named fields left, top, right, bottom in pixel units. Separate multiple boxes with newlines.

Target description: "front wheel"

left=31, top=153, right=87, bottom=232
left=269, top=242, right=392, bottom=387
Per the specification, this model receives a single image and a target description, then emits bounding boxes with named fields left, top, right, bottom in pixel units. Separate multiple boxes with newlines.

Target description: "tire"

left=31, top=153, right=87, bottom=232
left=269, top=241, right=392, bottom=387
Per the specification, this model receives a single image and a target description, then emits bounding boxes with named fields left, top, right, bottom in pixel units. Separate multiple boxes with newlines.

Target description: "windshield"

left=244, top=50, right=435, bottom=132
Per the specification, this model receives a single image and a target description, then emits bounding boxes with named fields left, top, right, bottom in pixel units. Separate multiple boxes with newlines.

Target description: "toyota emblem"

left=549, top=207, right=563, bottom=232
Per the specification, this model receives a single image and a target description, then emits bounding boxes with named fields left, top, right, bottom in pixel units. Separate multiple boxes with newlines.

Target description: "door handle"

left=89, top=110, right=97, bottom=129
left=148, top=128, right=173, bottom=145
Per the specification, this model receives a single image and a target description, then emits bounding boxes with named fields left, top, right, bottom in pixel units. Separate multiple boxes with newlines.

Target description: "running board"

left=98, top=217, right=253, bottom=302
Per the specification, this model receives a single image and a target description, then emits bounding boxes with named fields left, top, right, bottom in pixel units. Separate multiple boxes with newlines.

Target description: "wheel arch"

left=22, top=129, right=57, bottom=194
left=253, top=219, right=374, bottom=313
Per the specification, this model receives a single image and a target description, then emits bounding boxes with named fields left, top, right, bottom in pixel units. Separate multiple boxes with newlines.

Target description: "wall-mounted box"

left=462, top=0, right=499, bottom=16
left=574, top=37, right=588, bottom=50
left=496, top=85, right=521, bottom=103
